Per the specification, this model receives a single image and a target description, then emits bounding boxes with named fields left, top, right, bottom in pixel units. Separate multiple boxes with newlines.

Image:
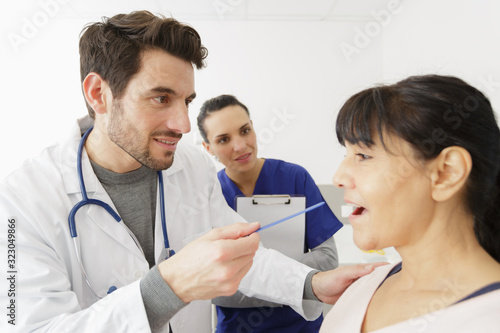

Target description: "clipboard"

left=236, top=195, right=306, bottom=260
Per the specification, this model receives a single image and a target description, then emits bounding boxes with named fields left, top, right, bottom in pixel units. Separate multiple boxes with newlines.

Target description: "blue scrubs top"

left=216, top=159, right=343, bottom=333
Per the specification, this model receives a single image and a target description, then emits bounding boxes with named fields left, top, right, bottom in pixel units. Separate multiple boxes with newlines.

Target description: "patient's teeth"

left=341, top=205, right=354, bottom=217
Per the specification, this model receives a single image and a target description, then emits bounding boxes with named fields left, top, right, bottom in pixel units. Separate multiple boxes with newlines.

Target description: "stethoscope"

left=68, top=126, right=175, bottom=298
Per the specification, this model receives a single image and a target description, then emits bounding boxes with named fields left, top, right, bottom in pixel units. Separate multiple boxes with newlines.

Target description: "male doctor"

left=0, top=11, right=378, bottom=333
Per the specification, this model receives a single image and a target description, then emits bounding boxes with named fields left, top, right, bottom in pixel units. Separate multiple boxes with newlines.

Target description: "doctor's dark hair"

left=336, top=74, right=500, bottom=263
left=79, top=10, right=208, bottom=118
left=197, top=95, right=250, bottom=143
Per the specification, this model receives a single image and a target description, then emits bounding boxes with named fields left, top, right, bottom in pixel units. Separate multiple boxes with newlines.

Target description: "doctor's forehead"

left=134, top=50, right=195, bottom=87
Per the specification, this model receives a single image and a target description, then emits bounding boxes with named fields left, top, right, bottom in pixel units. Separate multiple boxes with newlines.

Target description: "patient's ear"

left=429, top=146, right=472, bottom=202
left=82, top=72, right=111, bottom=116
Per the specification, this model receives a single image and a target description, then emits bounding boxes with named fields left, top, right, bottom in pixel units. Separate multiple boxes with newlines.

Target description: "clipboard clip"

left=252, top=195, right=291, bottom=205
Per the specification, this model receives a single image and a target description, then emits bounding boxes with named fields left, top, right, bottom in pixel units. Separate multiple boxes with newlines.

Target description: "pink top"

left=320, top=263, right=500, bottom=332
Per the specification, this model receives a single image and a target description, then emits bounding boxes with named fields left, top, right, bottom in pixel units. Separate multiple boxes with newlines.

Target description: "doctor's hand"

left=311, top=262, right=389, bottom=304
left=158, top=222, right=261, bottom=303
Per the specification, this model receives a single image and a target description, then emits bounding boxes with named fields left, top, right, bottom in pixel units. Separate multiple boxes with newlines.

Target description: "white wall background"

left=1, top=0, right=499, bottom=183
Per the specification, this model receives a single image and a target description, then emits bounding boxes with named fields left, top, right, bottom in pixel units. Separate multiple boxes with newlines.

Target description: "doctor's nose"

left=165, top=101, right=191, bottom=134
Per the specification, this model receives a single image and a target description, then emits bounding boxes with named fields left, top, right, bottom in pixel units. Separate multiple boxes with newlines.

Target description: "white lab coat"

left=0, top=117, right=321, bottom=333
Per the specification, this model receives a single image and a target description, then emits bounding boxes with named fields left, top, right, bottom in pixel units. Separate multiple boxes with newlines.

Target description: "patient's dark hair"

left=79, top=10, right=208, bottom=118
left=336, top=74, right=500, bottom=263
left=197, top=94, right=250, bottom=143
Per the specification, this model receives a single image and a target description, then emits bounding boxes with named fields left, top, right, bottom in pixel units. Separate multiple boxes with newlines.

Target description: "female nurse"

left=197, top=95, right=343, bottom=333
left=321, top=75, right=500, bottom=332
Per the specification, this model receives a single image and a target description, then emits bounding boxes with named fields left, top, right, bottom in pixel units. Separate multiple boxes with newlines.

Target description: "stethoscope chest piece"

left=157, top=247, right=176, bottom=263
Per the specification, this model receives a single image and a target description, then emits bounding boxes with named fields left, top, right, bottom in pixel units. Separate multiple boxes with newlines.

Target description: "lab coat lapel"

left=154, top=165, right=182, bottom=262
left=85, top=184, right=146, bottom=260
left=61, top=118, right=146, bottom=261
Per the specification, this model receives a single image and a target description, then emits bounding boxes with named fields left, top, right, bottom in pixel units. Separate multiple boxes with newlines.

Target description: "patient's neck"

left=395, top=206, right=499, bottom=291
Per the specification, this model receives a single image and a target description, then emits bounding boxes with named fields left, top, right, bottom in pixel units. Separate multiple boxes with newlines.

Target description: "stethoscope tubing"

left=68, top=126, right=170, bottom=298
left=68, top=127, right=121, bottom=238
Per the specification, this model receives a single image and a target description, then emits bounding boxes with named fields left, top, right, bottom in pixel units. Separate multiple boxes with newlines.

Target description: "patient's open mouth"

left=352, top=206, right=366, bottom=215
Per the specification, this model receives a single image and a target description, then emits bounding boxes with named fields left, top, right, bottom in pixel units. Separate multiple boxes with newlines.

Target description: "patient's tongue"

left=353, top=207, right=365, bottom=215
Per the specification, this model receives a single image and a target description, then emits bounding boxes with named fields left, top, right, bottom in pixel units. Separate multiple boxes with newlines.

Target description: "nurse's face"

left=333, top=135, right=434, bottom=251
left=202, top=105, right=259, bottom=174
left=107, top=49, right=196, bottom=171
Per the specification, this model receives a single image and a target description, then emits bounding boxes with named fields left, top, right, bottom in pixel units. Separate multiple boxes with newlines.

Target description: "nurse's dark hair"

left=79, top=10, right=208, bottom=118
left=336, top=74, right=500, bottom=263
left=197, top=94, right=250, bottom=143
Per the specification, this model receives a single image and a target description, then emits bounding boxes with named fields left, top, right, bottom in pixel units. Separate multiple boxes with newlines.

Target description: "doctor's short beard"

left=107, top=100, right=180, bottom=171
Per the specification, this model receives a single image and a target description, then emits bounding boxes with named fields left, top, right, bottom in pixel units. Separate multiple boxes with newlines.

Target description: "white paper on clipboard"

left=236, top=195, right=306, bottom=260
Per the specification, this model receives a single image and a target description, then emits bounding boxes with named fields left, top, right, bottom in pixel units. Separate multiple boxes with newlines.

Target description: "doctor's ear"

left=202, top=141, right=215, bottom=156
left=429, top=146, right=472, bottom=202
left=82, top=72, right=112, bottom=116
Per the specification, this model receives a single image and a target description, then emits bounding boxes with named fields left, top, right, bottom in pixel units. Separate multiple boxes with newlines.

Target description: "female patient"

left=198, top=94, right=343, bottom=333
left=321, top=75, right=500, bottom=332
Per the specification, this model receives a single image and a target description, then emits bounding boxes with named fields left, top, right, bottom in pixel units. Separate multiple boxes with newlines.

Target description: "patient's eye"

left=356, top=153, right=371, bottom=161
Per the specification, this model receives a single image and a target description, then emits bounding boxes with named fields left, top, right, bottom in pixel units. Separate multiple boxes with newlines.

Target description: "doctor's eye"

left=154, top=96, right=169, bottom=104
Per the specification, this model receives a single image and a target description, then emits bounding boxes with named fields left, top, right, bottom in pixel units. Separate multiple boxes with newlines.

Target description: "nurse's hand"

left=311, top=262, right=389, bottom=304
left=158, top=222, right=261, bottom=303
